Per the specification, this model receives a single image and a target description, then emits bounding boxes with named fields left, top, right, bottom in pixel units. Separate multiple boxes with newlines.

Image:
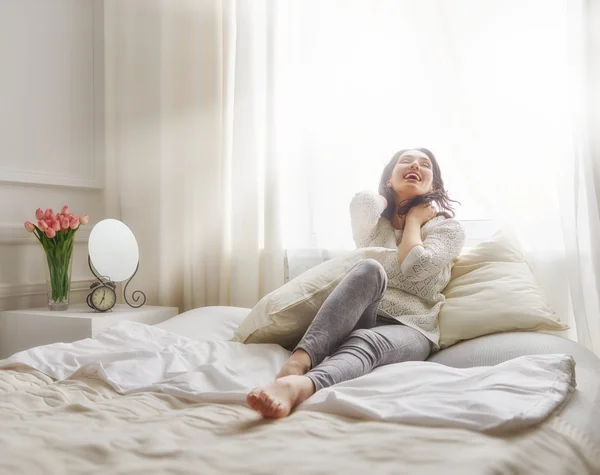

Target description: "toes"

left=246, top=389, right=262, bottom=409
left=247, top=384, right=292, bottom=419
left=259, top=391, right=271, bottom=406
left=267, top=401, right=287, bottom=419
left=263, top=396, right=278, bottom=415
left=248, top=389, right=275, bottom=415
left=256, top=390, right=280, bottom=417
left=272, top=401, right=284, bottom=417
left=266, top=397, right=280, bottom=416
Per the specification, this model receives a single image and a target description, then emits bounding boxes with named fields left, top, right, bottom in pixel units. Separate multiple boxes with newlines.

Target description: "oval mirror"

left=88, top=219, right=139, bottom=282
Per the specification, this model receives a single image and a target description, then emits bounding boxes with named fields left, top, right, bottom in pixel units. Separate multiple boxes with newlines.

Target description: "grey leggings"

left=294, top=259, right=432, bottom=391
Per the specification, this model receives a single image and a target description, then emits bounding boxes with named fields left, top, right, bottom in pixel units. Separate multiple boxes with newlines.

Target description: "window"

left=272, top=1, right=572, bottom=254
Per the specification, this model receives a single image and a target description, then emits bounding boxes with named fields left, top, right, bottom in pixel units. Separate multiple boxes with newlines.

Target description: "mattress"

left=0, top=306, right=598, bottom=475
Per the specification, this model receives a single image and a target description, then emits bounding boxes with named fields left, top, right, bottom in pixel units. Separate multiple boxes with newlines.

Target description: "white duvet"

left=0, top=320, right=576, bottom=433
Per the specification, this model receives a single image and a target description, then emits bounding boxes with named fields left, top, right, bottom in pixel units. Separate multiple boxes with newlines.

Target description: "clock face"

left=91, top=286, right=116, bottom=311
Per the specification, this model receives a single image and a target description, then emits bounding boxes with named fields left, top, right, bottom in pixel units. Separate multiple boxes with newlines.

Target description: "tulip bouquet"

left=24, top=206, right=90, bottom=310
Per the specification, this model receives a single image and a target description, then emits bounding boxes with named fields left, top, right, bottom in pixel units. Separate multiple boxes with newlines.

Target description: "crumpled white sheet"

left=0, top=321, right=576, bottom=433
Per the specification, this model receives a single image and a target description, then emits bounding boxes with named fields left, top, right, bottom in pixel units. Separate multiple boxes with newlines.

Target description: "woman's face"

left=388, top=150, right=435, bottom=199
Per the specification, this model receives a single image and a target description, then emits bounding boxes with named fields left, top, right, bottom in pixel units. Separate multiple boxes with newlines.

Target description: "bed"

left=1, top=306, right=599, bottom=475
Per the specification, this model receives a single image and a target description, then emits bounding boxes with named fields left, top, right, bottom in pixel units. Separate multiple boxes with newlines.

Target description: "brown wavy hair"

left=378, top=148, right=459, bottom=220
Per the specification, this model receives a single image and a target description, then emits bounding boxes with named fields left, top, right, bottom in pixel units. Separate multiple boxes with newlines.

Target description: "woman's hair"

left=378, top=148, right=459, bottom=220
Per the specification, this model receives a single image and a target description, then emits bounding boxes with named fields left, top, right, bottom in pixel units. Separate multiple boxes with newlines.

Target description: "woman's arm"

left=349, top=191, right=393, bottom=248
left=398, top=218, right=465, bottom=282
left=396, top=217, right=424, bottom=264
left=397, top=203, right=436, bottom=264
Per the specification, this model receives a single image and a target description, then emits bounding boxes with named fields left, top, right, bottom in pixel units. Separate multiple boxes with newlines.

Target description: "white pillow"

left=438, top=230, right=569, bottom=348
left=230, top=247, right=393, bottom=350
left=155, top=306, right=250, bottom=341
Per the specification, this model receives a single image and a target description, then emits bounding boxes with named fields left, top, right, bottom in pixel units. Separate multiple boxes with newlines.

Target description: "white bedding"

left=1, top=306, right=599, bottom=475
left=0, top=318, right=576, bottom=433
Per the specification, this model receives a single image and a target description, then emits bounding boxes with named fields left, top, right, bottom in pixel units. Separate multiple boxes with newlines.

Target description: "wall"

left=0, top=0, right=105, bottom=311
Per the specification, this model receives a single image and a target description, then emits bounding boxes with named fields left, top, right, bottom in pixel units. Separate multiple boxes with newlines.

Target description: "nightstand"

left=0, top=304, right=179, bottom=359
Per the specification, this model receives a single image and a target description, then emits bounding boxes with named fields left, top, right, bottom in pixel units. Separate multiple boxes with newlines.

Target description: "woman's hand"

left=406, top=203, right=437, bottom=227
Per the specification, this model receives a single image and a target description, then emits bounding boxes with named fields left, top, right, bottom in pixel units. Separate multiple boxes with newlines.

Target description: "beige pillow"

left=438, top=230, right=569, bottom=348
left=230, top=247, right=393, bottom=350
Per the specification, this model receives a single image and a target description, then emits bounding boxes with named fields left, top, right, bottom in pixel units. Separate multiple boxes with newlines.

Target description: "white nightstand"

left=0, top=304, right=179, bottom=359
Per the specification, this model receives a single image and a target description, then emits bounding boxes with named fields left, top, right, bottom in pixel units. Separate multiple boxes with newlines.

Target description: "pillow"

left=155, top=306, right=250, bottom=342
left=230, top=247, right=393, bottom=350
left=438, top=230, right=569, bottom=349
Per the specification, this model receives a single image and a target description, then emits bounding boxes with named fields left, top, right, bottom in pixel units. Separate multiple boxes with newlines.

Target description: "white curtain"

left=104, top=0, right=283, bottom=311
left=570, top=0, right=600, bottom=352
left=104, top=0, right=600, bottom=355
left=272, top=0, right=600, bottom=354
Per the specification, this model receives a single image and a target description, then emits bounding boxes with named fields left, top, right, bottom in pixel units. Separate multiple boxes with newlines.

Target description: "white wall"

left=0, top=0, right=105, bottom=311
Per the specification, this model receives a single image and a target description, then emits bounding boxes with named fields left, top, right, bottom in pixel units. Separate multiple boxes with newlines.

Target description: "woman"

left=247, top=148, right=465, bottom=418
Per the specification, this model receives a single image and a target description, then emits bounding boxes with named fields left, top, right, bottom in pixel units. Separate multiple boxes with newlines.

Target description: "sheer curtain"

left=569, top=0, right=600, bottom=352
left=103, top=0, right=599, bottom=355
left=273, top=1, right=600, bottom=354
left=104, top=0, right=283, bottom=311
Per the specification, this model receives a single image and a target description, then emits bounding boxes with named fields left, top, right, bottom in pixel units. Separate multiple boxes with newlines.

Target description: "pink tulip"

left=38, top=220, right=48, bottom=230
left=35, top=208, right=44, bottom=220
left=80, top=214, right=89, bottom=225
left=24, top=221, right=35, bottom=232
left=60, top=216, right=70, bottom=230
left=45, top=227, right=56, bottom=239
left=44, top=209, right=54, bottom=220
left=61, top=205, right=70, bottom=215
left=69, top=217, right=80, bottom=230
left=52, top=219, right=61, bottom=232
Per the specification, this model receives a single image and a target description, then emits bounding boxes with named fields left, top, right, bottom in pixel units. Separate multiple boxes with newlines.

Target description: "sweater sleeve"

left=400, top=218, right=465, bottom=282
left=349, top=190, right=394, bottom=248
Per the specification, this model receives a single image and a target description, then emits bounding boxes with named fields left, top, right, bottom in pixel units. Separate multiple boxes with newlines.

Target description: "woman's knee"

left=343, top=328, right=382, bottom=364
left=356, top=258, right=384, bottom=274
left=350, top=259, right=386, bottom=290
left=348, top=328, right=375, bottom=341
left=416, top=337, right=433, bottom=361
left=347, top=326, right=432, bottom=365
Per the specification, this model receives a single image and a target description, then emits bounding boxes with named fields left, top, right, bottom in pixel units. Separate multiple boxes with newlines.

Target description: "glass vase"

left=44, top=238, right=74, bottom=311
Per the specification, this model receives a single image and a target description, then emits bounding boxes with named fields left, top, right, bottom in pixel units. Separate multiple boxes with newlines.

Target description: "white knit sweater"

left=349, top=190, right=465, bottom=349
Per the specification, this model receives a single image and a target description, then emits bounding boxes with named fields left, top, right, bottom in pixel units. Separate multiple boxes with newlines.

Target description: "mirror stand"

left=123, top=262, right=147, bottom=308
left=87, top=255, right=146, bottom=309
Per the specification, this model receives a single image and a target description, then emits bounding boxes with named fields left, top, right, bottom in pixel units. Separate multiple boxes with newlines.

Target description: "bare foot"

left=276, top=349, right=312, bottom=379
left=276, top=360, right=309, bottom=378
left=246, top=375, right=316, bottom=419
